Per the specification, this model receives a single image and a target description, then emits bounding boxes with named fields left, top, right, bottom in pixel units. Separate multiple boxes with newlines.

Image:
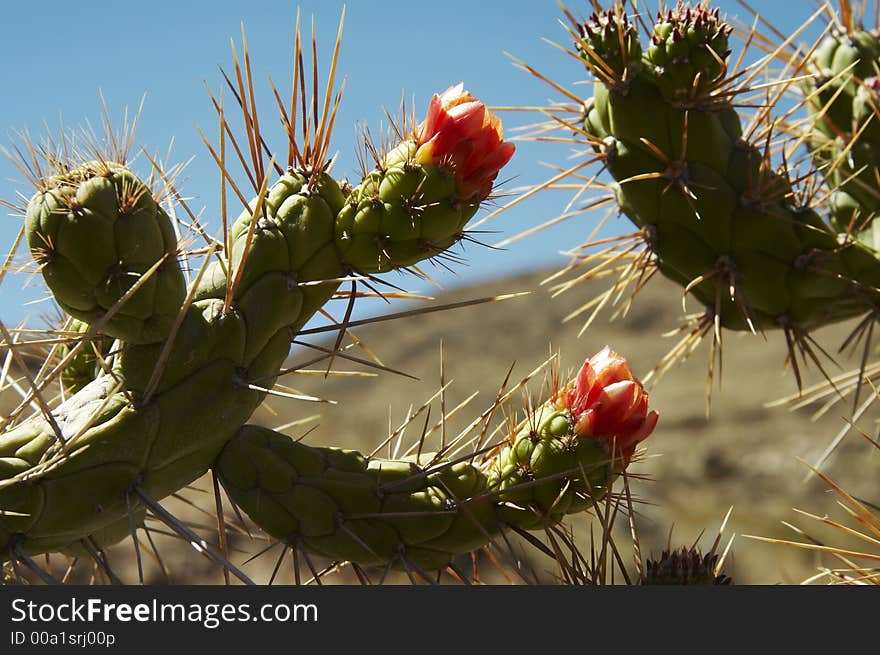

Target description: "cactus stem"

left=142, top=241, right=220, bottom=405
left=0, top=252, right=167, bottom=428
left=2, top=12, right=521, bottom=579
left=222, top=159, right=273, bottom=315
left=510, top=3, right=880, bottom=402
left=59, top=380, right=127, bottom=456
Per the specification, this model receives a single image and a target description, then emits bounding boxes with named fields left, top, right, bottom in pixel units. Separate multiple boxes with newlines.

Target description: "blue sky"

left=0, top=1, right=817, bottom=328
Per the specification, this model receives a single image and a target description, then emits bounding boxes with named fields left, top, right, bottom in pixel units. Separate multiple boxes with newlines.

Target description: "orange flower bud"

left=565, top=346, right=658, bottom=464
left=416, top=83, right=515, bottom=200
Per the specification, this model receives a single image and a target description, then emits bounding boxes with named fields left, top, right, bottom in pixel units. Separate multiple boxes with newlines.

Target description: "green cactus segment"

left=58, top=319, right=115, bottom=393
left=218, top=404, right=617, bottom=570
left=810, top=30, right=880, bottom=137
left=807, top=30, right=880, bottom=241
left=335, top=141, right=480, bottom=273
left=217, top=425, right=496, bottom=570
left=0, top=376, right=151, bottom=555
left=487, top=407, right=614, bottom=531
left=579, top=10, right=880, bottom=332
left=25, top=163, right=186, bottom=345
left=1, top=134, right=494, bottom=559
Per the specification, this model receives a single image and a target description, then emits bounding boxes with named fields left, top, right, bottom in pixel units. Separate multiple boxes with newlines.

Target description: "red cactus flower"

left=565, top=346, right=658, bottom=465
left=416, top=83, right=515, bottom=201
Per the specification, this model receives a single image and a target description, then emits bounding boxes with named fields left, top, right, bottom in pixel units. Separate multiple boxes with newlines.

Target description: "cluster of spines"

left=645, top=4, right=733, bottom=101
left=643, top=545, right=732, bottom=585
left=574, top=8, right=642, bottom=84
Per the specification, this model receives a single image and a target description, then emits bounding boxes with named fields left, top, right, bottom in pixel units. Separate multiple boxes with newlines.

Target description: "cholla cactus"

left=506, top=0, right=880, bottom=431
left=217, top=348, right=657, bottom=570
left=805, top=4, right=880, bottom=246
left=0, top=14, right=668, bottom=584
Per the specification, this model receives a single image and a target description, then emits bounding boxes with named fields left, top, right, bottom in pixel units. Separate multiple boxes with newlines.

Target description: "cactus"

left=0, top=16, right=671, bottom=582
left=216, top=348, right=657, bottom=570
left=804, top=6, right=880, bottom=247
left=502, top=0, right=880, bottom=428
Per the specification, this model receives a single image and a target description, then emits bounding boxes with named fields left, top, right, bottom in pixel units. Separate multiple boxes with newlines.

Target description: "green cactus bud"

left=336, top=142, right=479, bottom=273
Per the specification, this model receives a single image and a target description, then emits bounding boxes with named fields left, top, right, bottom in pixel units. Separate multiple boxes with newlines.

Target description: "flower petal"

left=416, top=84, right=514, bottom=200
